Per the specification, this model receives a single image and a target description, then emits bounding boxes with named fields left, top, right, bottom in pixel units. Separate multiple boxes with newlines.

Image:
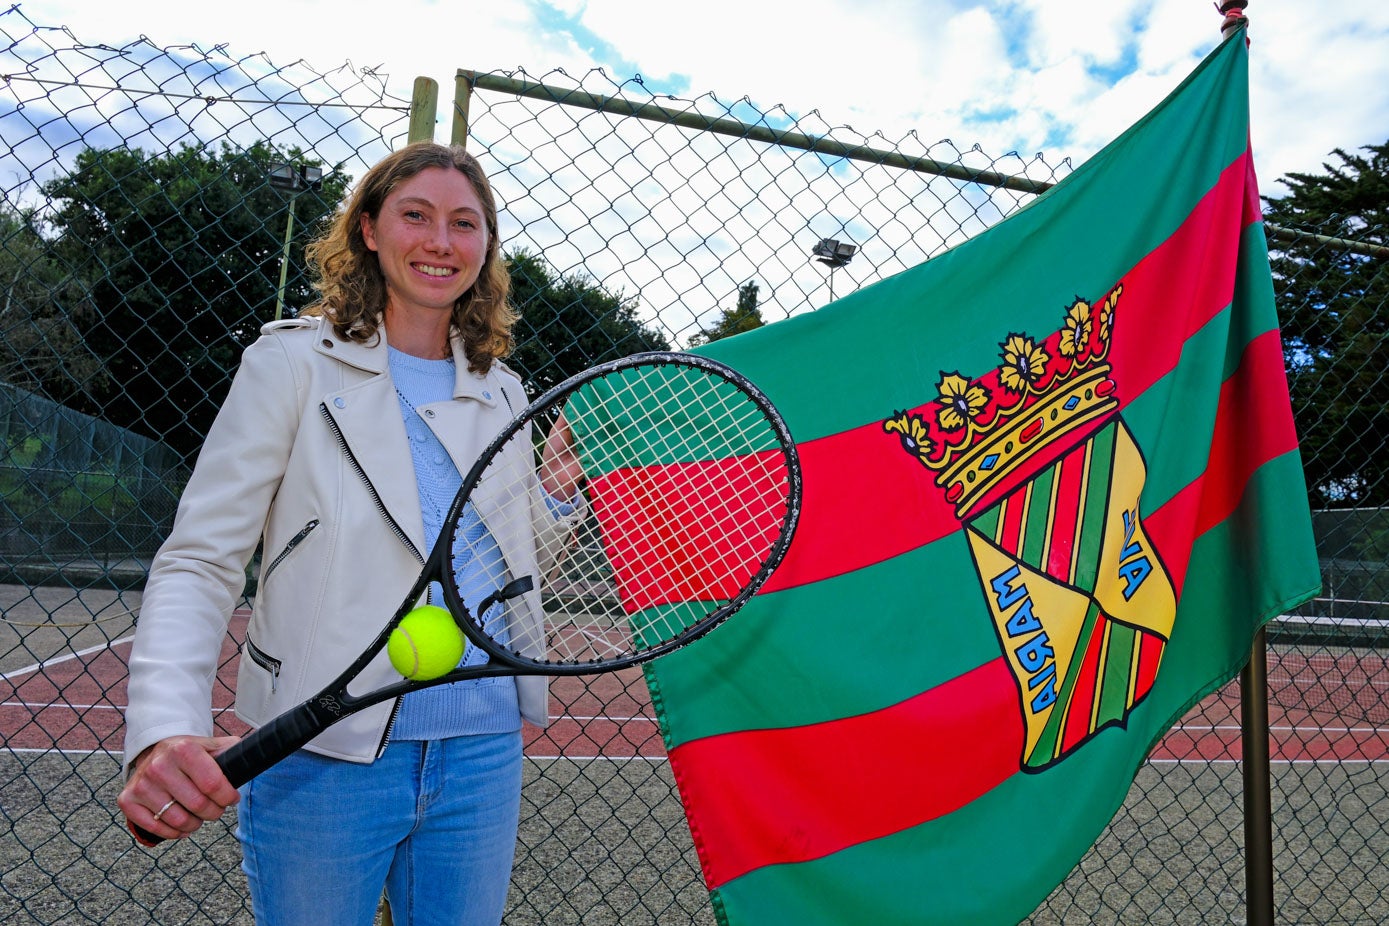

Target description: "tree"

left=506, top=248, right=670, bottom=394
left=1262, top=140, right=1389, bottom=508
left=688, top=281, right=765, bottom=346
left=41, top=142, right=349, bottom=460
left=0, top=206, right=106, bottom=403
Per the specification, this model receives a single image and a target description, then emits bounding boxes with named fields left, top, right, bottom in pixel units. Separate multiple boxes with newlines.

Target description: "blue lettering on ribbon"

left=990, top=563, right=1059, bottom=716
left=1119, top=509, right=1152, bottom=600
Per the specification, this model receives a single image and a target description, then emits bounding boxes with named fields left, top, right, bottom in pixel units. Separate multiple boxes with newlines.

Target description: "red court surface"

left=1, top=610, right=667, bottom=759
left=3, top=612, right=1386, bottom=764
left=1149, top=648, right=1389, bottom=762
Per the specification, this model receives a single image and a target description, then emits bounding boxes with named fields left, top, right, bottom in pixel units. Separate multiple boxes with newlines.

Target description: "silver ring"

left=152, top=799, right=177, bottom=822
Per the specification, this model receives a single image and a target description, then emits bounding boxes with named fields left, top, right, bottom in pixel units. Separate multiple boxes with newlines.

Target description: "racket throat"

left=476, top=576, right=533, bottom=615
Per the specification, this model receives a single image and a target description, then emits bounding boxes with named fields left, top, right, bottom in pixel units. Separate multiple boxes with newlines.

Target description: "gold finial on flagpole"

left=1216, top=0, right=1249, bottom=39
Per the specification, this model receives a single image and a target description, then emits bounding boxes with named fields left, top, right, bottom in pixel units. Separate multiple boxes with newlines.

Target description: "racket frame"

left=324, top=351, right=800, bottom=701
left=149, top=351, right=800, bottom=815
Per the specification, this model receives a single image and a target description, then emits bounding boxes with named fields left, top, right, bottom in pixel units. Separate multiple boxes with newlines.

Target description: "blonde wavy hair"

left=301, top=142, right=515, bottom=373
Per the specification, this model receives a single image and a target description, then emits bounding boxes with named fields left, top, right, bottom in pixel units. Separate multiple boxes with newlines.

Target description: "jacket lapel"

left=317, top=333, right=428, bottom=555
left=315, top=327, right=518, bottom=559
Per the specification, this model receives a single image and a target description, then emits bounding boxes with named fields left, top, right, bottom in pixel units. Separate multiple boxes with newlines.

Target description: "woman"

left=118, top=142, right=582, bottom=925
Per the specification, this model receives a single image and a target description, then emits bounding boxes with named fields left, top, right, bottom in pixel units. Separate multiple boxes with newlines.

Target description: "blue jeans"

left=237, top=732, right=523, bottom=926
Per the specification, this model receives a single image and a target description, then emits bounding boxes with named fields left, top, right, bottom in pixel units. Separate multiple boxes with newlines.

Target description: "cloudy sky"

left=24, top=0, right=1389, bottom=196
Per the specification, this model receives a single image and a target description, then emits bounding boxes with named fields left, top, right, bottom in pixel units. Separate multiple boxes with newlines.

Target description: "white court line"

left=1, top=700, right=655, bottom=723
left=1147, top=758, right=1389, bottom=765
left=1, top=608, right=252, bottom=682
left=525, top=755, right=669, bottom=762
left=3, top=746, right=673, bottom=763
left=7, top=701, right=1374, bottom=732
left=10, top=747, right=1384, bottom=766
left=0, top=633, right=137, bottom=681
left=13, top=701, right=1379, bottom=732
left=2, top=701, right=124, bottom=712
left=2, top=701, right=240, bottom=716
left=4, top=747, right=124, bottom=756
left=1168, top=723, right=1388, bottom=735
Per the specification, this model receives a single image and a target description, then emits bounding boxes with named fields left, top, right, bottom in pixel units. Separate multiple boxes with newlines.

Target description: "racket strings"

left=581, top=370, right=790, bottom=651
left=444, top=360, right=793, bottom=670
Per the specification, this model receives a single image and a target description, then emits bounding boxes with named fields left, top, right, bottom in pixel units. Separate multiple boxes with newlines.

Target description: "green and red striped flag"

left=643, top=25, right=1320, bottom=926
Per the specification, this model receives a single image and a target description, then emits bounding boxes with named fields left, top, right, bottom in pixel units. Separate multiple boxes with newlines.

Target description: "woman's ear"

left=360, top=212, right=378, bottom=252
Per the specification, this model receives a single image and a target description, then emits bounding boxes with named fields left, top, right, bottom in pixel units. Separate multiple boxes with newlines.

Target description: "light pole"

left=267, top=161, right=324, bottom=320
left=811, top=237, right=857, bottom=301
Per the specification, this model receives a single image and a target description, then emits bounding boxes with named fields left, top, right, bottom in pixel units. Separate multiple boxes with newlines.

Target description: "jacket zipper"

left=247, top=518, right=319, bottom=694
left=319, top=404, right=423, bottom=563
left=259, top=518, right=320, bottom=585
left=319, top=402, right=423, bottom=756
left=244, top=636, right=282, bottom=693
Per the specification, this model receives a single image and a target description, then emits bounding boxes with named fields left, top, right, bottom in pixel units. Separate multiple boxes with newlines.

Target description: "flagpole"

left=1240, top=627, right=1275, bottom=926
left=1218, top=9, right=1272, bottom=919
left=1218, top=1, right=1249, bottom=40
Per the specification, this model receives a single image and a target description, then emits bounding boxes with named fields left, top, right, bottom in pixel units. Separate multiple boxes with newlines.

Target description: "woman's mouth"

left=414, top=263, right=455, bottom=278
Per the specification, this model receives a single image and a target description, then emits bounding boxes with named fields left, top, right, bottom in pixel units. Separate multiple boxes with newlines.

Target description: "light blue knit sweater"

left=387, top=347, right=520, bottom=739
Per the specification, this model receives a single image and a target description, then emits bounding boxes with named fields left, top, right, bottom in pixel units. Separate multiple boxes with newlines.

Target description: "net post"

left=408, top=76, right=438, bottom=143
left=1239, top=625, right=1274, bottom=926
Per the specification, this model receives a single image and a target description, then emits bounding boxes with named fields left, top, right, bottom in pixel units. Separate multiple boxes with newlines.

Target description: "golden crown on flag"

left=884, top=283, right=1123, bottom=517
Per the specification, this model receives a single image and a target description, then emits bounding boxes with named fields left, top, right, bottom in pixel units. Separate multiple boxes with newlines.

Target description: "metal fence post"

left=1241, top=626, right=1274, bottom=925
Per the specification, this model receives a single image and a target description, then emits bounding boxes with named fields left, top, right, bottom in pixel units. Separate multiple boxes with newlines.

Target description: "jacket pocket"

left=259, top=518, right=320, bottom=585
left=243, top=635, right=283, bottom=694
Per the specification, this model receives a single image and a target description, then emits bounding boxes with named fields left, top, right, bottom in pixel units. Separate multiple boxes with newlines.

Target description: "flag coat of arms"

left=641, top=25, right=1321, bottom=926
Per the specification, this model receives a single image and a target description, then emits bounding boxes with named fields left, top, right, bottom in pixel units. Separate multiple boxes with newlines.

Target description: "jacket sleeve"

left=122, top=332, right=304, bottom=776
left=532, top=482, right=587, bottom=581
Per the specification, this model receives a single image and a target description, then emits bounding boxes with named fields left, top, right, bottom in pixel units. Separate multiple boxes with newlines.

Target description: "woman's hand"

left=539, top=410, right=584, bottom=501
left=118, top=735, right=242, bottom=844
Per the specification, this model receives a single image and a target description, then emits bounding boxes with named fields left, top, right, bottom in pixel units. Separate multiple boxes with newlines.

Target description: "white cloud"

left=1009, top=0, right=1147, bottom=69
left=1241, top=1, right=1389, bottom=195
left=8, top=0, right=1385, bottom=344
left=17, top=0, right=1389, bottom=193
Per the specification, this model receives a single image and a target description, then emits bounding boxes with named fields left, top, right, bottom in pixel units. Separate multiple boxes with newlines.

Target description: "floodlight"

left=812, top=238, right=857, bottom=268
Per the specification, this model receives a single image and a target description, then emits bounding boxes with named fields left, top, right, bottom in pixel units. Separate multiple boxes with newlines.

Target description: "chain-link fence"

left=2, top=7, right=1385, bottom=924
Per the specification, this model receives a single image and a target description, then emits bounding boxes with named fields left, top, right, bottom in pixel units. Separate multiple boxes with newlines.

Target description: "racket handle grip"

left=215, top=699, right=334, bottom=788
left=131, top=700, right=333, bottom=848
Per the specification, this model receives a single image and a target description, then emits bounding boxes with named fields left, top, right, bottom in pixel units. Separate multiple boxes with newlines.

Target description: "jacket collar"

left=313, top=318, right=503, bottom=410
left=316, top=317, right=519, bottom=555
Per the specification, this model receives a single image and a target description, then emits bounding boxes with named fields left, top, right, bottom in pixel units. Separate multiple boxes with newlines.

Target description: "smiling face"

left=359, top=165, right=490, bottom=325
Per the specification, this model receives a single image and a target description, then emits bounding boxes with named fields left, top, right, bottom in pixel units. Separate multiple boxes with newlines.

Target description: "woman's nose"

left=423, top=221, right=452, bottom=252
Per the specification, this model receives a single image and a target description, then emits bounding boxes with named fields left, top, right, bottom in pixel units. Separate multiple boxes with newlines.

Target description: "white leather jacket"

left=123, top=316, right=578, bottom=773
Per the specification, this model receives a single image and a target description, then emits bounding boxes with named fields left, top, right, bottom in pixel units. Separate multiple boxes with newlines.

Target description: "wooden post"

left=408, top=76, right=438, bottom=143
left=452, top=70, right=474, bottom=149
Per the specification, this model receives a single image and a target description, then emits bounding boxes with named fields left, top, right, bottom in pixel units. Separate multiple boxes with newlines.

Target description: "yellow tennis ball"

left=387, top=605, right=465, bottom=681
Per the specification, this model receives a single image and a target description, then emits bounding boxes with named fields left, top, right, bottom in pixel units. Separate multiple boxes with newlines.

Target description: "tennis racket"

left=132, top=351, right=800, bottom=845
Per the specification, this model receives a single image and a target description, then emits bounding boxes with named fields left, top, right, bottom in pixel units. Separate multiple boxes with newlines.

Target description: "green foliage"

left=1263, top=141, right=1388, bottom=507
left=1264, top=141, right=1389, bottom=232
left=0, top=207, right=105, bottom=403
left=40, top=142, right=350, bottom=459
left=688, top=281, right=765, bottom=346
left=1362, top=524, right=1389, bottom=563
left=506, top=248, right=670, bottom=394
